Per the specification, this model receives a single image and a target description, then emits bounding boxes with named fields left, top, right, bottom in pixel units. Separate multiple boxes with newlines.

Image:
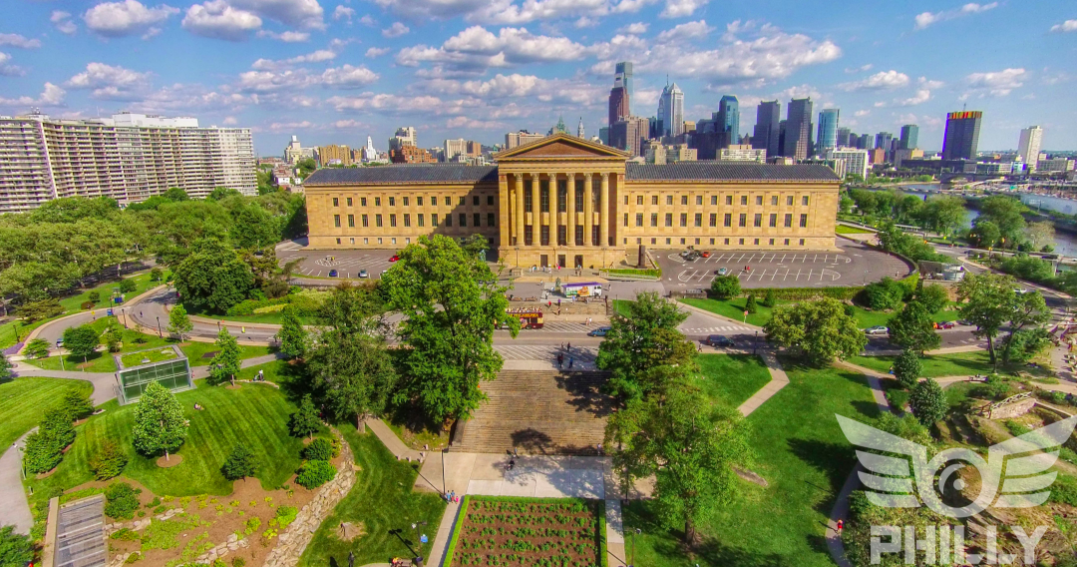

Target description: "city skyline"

left=0, top=0, right=1074, bottom=155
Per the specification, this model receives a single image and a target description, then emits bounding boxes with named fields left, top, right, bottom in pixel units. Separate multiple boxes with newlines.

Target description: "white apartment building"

left=1018, top=126, right=1043, bottom=171
left=505, top=131, right=544, bottom=149
left=825, top=147, right=870, bottom=180
left=0, top=112, right=256, bottom=213
left=718, top=144, right=767, bottom=163
left=1039, top=158, right=1075, bottom=173
left=444, top=138, right=467, bottom=161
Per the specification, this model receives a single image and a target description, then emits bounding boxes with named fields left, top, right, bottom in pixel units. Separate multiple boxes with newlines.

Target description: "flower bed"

left=446, top=496, right=605, bottom=567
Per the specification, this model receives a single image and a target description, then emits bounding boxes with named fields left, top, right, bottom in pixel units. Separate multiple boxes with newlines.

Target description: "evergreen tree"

left=893, top=349, right=922, bottom=390
left=0, top=525, right=34, bottom=567
left=131, top=382, right=188, bottom=460
left=0, top=353, right=12, bottom=383
left=909, top=379, right=946, bottom=426
left=762, top=288, right=778, bottom=308
left=221, top=444, right=257, bottom=480
left=745, top=293, right=758, bottom=314
left=62, top=388, right=95, bottom=421
left=289, top=394, right=321, bottom=440
left=209, top=328, right=241, bottom=385
left=277, top=305, right=308, bottom=359
left=168, top=304, right=193, bottom=341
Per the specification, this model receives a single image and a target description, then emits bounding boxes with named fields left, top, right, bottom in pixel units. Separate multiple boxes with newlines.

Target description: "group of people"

left=558, top=342, right=574, bottom=370
left=443, top=490, right=460, bottom=503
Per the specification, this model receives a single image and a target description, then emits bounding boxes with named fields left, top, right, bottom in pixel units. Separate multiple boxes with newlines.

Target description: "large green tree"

left=764, top=298, right=867, bottom=366
left=975, top=196, right=1027, bottom=248
left=173, top=238, right=254, bottom=314
left=131, top=382, right=188, bottom=460
left=887, top=301, right=941, bottom=354
left=909, top=379, right=946, bottom=426
left=0, top=525, right=34, bottom=567
left=596, top=292, right=695, bottom=403
left=957, top=273, right=1050, bottom=366
left=277, top=305, right=309, bottom=359
left=168, top=304, right=193, bottom=340
left=63, top=324, right=100, bottom=359
left=380, top=235, right=518, bottom=426
left=209, top=328, right=241, bottom=385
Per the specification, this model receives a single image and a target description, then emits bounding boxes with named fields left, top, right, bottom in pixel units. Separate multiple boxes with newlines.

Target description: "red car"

left=701, top=251, right=711, bottom=258
left=389, top=255, right=399, bottom=262
left=935, top=321, right=956, bottom=330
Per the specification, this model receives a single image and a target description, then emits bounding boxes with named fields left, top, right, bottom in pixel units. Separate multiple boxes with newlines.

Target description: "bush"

left=745, top=293, right=757, bottom=314
left=302, top=438, right=333, bottom=461
left=222, top=444, right=257, bottom=481
left=23, top=338, right=50, bottom=359
left=859, top=277, right=906, bottom=311
left=709, top=275, right=741, bottom=300
left=18, top=299, right=64, bottom=323
left=104, top=482, right=142, bottom=520
left=893, top=350, right=921, bottom=390
left=295, top=460, right=336, bottom=489
left=23, top=430, right=64, bottom=473
left=81, top=301, right=95, bottom=310
left=88, top=290, right=102, bottom=304
left=762, top=288, right=778, bottom=308
left=89, top=441, right=128, bottom=480
left=150, top=268, right=163, bottom=282
left=0, top=525, right=34, bottom=567
left=63, top=389, right=95, bottom=422
left=916, top=284, right=950, bottom=315
left=119, top=279, right=138, bottom=294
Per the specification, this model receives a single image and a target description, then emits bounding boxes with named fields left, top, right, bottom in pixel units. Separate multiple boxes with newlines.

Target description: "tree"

left=887, top=301, right=941, bottom=354
left=976, top=196, right=1027, bottom=246
left=596, top=292, right=695, bottom=403
left=762, top=288, right=778, bottom=308
left=62, top=388, right=95, bottom=421
left=0, top=525, right=34, bottom=567
left=150, top=267, right=163, bottom=281
left=88, top=441, right=127, bottom=480
left=1025, top=221, right=1055, bottom=252
left=919, top=195, right=967, bottom=237
left=764, top=298, right=867, bottom=367
left=23, top=338, right=50, bottom=359
left=118, top=278, right=137, bottom=294
left=307, top=327, right=397, bottom=430
left=745, top=293, right=757, bottom=314
left=289, top=394, right=321, bottom=440
left=40, top=407, right=76, bottom=447
left=916, top=283, right=950, bottom=315
left=709, top=275, right=740, bottom=300
left=168, top=304, right=193, bottom=341
left=957, top=273, right=1049, bottom=366
left=460, top=234, right=489, bottom=258
left=163, top=187, right=190, bottom=202
left=909, top=379, right=946, bottom=426
left=131, top=382, right=188, bottom=460
left=221, top=444, right=257, bottom=480
left=277, top=305, right=308, bottom=359
left=173, top=238, right=254, bottom=314
left=102, top=318, right=122, bottom=352
left=1000, top=290, right=1051, bottom=364
left=87, top=290, right=101, bottom=304
left=63, top=324, right=100, bottom=360
left=1001, top=328, right=1052, bottom=365
left=0, top=353, right=11, bottom=383
left=893, top=349, right=922, bottom=390
left=380, top=235, right=519, bottom=425
left=605, top=379, right=750, bottom=545
left=839, top=194, right=854, bottom=215
left=209, top=328, right=241, bottom=385
left=969, top=220, right=1001, bottom=249
left=860, top=277, right=905, bottom=311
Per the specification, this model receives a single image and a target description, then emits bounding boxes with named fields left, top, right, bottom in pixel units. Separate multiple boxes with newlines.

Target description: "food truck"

left=561, top=282, right=604, bottom=298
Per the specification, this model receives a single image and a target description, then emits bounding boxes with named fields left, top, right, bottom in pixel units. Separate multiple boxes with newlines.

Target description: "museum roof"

left=625, top=162, right=841, bottom=182
left=305, top=164, right=499, bottom=186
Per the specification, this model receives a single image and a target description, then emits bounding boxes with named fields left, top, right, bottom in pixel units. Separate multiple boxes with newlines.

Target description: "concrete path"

left=0, top=430, right=35, bottom=534
left=737, top=350, right=788, bottom=416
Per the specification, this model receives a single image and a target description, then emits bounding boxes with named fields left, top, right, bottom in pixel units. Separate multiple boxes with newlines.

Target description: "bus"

left=505, top=308, right=544, bottom=329
left=562, top=282, right=604, bottom=298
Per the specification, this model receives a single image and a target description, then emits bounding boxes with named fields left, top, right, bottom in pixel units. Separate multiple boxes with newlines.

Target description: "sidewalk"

left=0, top=430, right=35, bottom=534
left=737, top=350, right=789, bottom=416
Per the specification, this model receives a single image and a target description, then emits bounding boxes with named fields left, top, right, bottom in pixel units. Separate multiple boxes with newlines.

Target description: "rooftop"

left=305, top=164, right=499, bottom=186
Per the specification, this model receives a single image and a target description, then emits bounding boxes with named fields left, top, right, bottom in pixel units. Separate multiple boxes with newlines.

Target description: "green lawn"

left=680, top=297, right=777, bottom=327
left=298, top=424, right=447, bottom=567
left=0, top=378, right=94, bottom=457
left=612, top=299, right=634, bottom=318
left=836, top=225, right=874, bottom=234
left=25, top=380, right=321, bottom=503
left=179, top=342, right=275, bottom=366
left=607, top=268, right=661, bottom=278
left=624, top=359, right=879, bottom=567
left=25, top=316, right=178, bottom=373
left=847, top=350, right=996, bottom=378
left=695, top=354, right=771, bottom=407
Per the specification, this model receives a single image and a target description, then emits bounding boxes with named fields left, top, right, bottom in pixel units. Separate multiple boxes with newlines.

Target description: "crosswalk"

left=679, top=325, right=754, bottom=335
left=495, top=344, right=599, bottom=363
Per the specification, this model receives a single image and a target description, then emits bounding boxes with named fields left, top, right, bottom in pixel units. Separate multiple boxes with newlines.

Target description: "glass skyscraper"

left=816, top=109, right=840, bottom=153
left=717, top=95, right=740, bottom=143
left=941, top=111, right=982, bottom=160
left=899, top=124, right=919, bottom=150
left=657, top=82, right=684, bottom=137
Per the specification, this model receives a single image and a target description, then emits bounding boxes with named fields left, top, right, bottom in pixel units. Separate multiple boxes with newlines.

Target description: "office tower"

left=389, top=126, right=417, bottom=152
left=836, top=127, right=852, bottom=148
left=752, top=100, right=781, bottom=159
left=657, top=81, right=684, bottom=137
left=857, top=134, right=871, bottom=150
left=874, top=132, right=893, bottom=151
left=608, top=74, right=630, bottom=127
left=784, top=98, right=813, bottom=160
left=0, top=112, right=255, bottom=212
left=716, top=95, right=740, bottom=145
left=598, top=127, right=609, bottom=145
left=941, top=111, right=982, bottom=160
left=816, top=109, right=840, bottom=153
left=505, top=130, right=544, bottom=149
left=444, top=138, right=467, bottom=161
left=899, top=124, right=919, bottom=150
left=615, top=62, right=634, bottom=102
left=318, top=145, right=353, bottom=167
left=609, top=116, right=650, bottom=157
left=1018, top=126, right=1043, bottom=171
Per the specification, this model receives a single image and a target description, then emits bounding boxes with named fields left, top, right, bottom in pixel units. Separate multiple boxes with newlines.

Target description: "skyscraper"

left=752, top=100, right=780, bottom=159
left=1018, top=126, right=1043, bottom=171
left=836, top=127, right=852, bottom=147
left=608, top=78, right=630, bottom=127
left=857, top=134, right=871, bottom=150
left=657, top=81, right=684, bottom=137
left=816, top=108, right=840, bottom=153
left=875, top=132, right=893, bottom=150
left=615, top=62, right=634, bottom=102
left=784, top=98, right=813, bottom=160
left=899, top=124, right=919, bottom=150
left=941, top=111, right=982, bottom=160
left=716, top=95, right=740, bottom=144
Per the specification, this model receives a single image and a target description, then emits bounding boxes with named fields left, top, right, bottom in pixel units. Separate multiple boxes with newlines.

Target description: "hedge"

left=443, top=495, right=471, bottom=567
left=295, top=460, right=336, bottom=489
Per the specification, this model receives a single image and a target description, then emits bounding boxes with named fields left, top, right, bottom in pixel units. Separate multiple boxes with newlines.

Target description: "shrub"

left=63, top=389, right=95, bottom=422
left=762, top=288, right=777, bottom=308
left=859, top=278, right=906, bottom=311
left=295, top=460, right=336, bottom=489
left=302, top=438, right=334, bottom=461
left=0, top=525, right=34, bottom=567
left=893, top=350, right=922, bottom=390
left=81, top=301, right=95, bottom=310
left=23, top=430, right=64, bottom=473
left=150, top=268, right=163, bottom=282
left=40, top=408, right=76, bottom=447
left=909, top=379, right=946, bottom=426
left=88, top=290, right=102, bottom=304
left=221, top=444, right=257, bottom=481
left=18, top=299, right=64, bottom=323
left=89, top=441, right=128, bottom=480
left=232, top=558, right=246, bottom=567
left=709, top=275, right=741, bottom=300
left=119, top=279, right=138, bottom=294
left=23, top=338, right=50, bottom=359
left=745, top=293, right=757, bottom=314
left=104, top=482, right=141, bottom=520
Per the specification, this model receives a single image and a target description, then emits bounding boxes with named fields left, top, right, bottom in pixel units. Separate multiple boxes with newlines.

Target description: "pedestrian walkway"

left=737, top=351, right=789, bottom=416
left=494, top=344, right=598, bottom=368
left=0, top=430, right=36, bottom=534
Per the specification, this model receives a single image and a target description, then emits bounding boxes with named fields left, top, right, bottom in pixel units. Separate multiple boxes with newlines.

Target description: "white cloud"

left=327, top=93, right=446, bottom=112
left=0, top=83, right=66, bottom=107
left=292, top=49, right=337, bottom=62
left=257, top=30, right=311, bottom=41
left=844, top=63, right=872, bottom=74
left=660, top=0, right=707, bottom=18
left=83, top=0, right=179, bottom=38
left=65, top=62, right=152, bottom=99
left=414, top=73, right=603, bottom=106
left=359, top=15, right=376, bottom=26
left=896, top=89, right=931, bottom=106
left=333, top=5, right=354, bottom=21
left=51, top=11, right=79, bottom=35
left=371, top=0, right=655, bottom=25
left=332, top=119, right=368, bottom=129
left=854, top=109, right=870, bottom=117
left=1051, top=20, right=1077, bottom=33
left=227, top=0, right=325, bottom=30
left=655, top=20, right=712, bottom=41
left=446, top=116, right=505, bottom=129
left=320, top=64, right=379, bottom=87
left=183, top=0, right=262, bottom=40
left=839, top=70, right=910, bottom=91
left=223, top=116, right=239, bottom=124
left=914, top=2, right=997, bottom=30
left=398, top=26, right=587, bottom=72
left=365, top=46, right=390, bottom=57
left=0, top=33, right=43, bottom=49
left=618, top=22, right=647, bottom=34
left=574, top=16, right=598, bottom=28
left=918, top=76, right=944, bottom=89
left=236, top=62, right=378, bottom=91
left=965, top=67, right=1026, bottom=96
left=0, top=52, right=25, bottom=77
left=382, top=22, right=409, bottom=37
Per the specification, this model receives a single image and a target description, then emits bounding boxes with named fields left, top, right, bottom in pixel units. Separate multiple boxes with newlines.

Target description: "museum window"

left=473, top=213, right=480, bottom=227
left=738, top=213, right=747, bottom=227
left=361, top=197, right=367, bottom=207
left=771, top=196, right=778, bottom=205
left=347, top=197, right=353, bottom=207
left=389, top=197, right=395, bottom=207
left=459, top=197, right=465, bottom=206
left=739, top=238, right=744, bottom=245
left=473, top=196, right=480, bottom=206
left=624, top=196, right=629, bottom=205
left=432, top=196, right=438, bottom=206
left=652, top=195, right=659, bottom=205
left=709, top=213, right=717, bottom=227
left=696, top=195, right=703, bottom=205
left=361, top=214, right=368, bottom=228
left=488, top=196, right=495, bottom=206
left=741, top=196, right=748, bottom=205
left=334, top=215, right=340, bottom=227
left=769, top=238, right=775, bottom=245
left=756, top=196, right=763, bottom=205
left=541, top=226, right=550, bottom=246
left=784, top=213, right=793, bottom=227
left=488, top=213, right=495, bottom=227
left=651, top=238, right=656, bottom=245
left=375, top=197, right=381, bottom=206
left=726, top=195, right=733, bottom=205
left=459, top=214, right=467, bottom=227
left=665, top=213, right=673, bottom=227
left=445, top=214, right=452, bottom=227
left=667, top=195, right=674, bottom=205
left=417, top=196, right=423, bottom=206
left=376, top=214, right=383, bottom=227
left=754, top=213, right=762, bottom=227
left=800, top=214, right=808, bottom=227
left=681, top=195, right=688, bottom=205
left=768, top=213, right=777, bottom=227
left=785, top=238, right=790, bottom=245
left=724, top=213, right=732, bottom=227
left=403, top=197, right=409, bottom=206
left=803, top=196, right=810, bottom=206
left=336, top=238, right=340, bottom=244
left=347, top=214, right=354, bottom=228
left=694, top=213, right=702, bottom=227
left=390, top=214, right=397, bottom=228
left=418, top=214, right=424, bottom=227
left=636, top=196, right=644, bottom=205
left=754, top=238, right=760, bottom=245
left=679, top=213, right=687, bottom=227
left=651, top=213, right=658, bottom=227
left=541, top=185, right=550, bottom=212
left=787, top=196, right=794, bottom=206
left=624, top=213, right=629, bottom=227
left=333, top=198, right=339, bottom=207
left=432, top=215, right=439, bottom=227
left=800, top=239, right=805, bottom=245
left=404, top=214, right=411, bottom=227
left=724, top=238, right=730, bottom=245
left=710, top=238, right=714, bottom=245
left=711, top=195, right=718, bottom=206
left=636, top=213, right=644, bottom=226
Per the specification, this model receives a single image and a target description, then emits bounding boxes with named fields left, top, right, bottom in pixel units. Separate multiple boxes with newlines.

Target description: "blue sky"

left=1, top=0, right=1075, bottom=156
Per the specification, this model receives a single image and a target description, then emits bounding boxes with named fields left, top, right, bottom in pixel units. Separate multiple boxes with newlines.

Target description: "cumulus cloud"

left=320, top=64, right=379, bottom=87
left=359, top=15, right=376, bottom=26
left=1051, top=20, right=1077, bottom=33
left=65, top=62, right=152, bottom=99
left=446, top=116, right=505, bottom=129
left=83, top=0, right=179, bottom=38
left=854, top=109, right=870, bottom=117
left=398, top=26, right=587, bottom=72
left=227, top=0, right=325, bottom=30
left=382, top=22, right=409, bottom=37
left=0, top=83, right=66, bottom=107
left=236, top=63, right=379, bottom=91
left=838, top=70, right=910, bottom=91
left=223, top=116, right=239, bottom=124
left=655, top=20, right=712, bottom=41
left=327, top=92, right=446, bottom=112
left=251, top=48, right=338, bottom=69
left=618, top=22, right=647, bottom=34
left=257, top=30, right=310, bottom=41
left=365, top=46, right=390, bottom=57
left=333, top=5, right=354, bottom=21
left=51, top=11, right=79, bottom=35
left=183, top=0, right=263, bottom=40
left=660, top=0, right=707, bottom=18
left=0, top=52, right=25, bottom=77
left=0, top=33, right=43, bottom=49
left=914, top=2, right=997, bottom=30
left=371, top=0, right=656, bottom=25
left=413, top=73, right=604, bottom=106
left=896, top=90, right=931, bottom=106
left=844, top=63, right=872, bottom=74
left=965, top=67, right=1026, bottom=96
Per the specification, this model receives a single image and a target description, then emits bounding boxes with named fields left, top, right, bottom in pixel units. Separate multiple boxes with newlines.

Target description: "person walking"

left=569, top=357, right=574, bottom=369
left=836, top=520, right=844, bottom=533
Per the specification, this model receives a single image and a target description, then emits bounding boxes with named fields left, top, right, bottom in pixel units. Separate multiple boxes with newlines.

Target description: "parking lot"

left=655, top=239, right=910, bottom=289
left=277, top=240, right=400, bottom=280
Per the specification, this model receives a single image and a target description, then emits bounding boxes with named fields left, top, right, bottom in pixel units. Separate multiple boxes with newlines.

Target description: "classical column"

left=548, top=172, right=558, bottom=246
left=529, top=173, right=540, bottom=247
left=514, top=173, right=524, bottom=246
left=566, top=172, right=576, bottom=247
left=584, top=173, right=594, bottom=246
left=599, top=172, right=610, bottom=247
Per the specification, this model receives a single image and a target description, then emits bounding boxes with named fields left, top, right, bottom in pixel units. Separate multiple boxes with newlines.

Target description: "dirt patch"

left=36, top=467, right=58, bottom=479
left=156, top=455, right=184, bottom=468
left=453, top=498, right=603, bottom=567
left=331, top=521, right=366, bottom=542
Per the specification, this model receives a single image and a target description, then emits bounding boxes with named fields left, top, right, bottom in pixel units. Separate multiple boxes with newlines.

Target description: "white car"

left=864, top=326, right=888, bottom=336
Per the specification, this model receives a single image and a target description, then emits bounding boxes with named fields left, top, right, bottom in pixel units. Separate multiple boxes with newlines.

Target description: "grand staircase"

left=454, top=370, right=612, bottom=455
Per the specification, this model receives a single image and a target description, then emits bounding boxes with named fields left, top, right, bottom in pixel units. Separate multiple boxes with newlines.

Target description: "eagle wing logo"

left=837, top=414, right=1077, bottom=518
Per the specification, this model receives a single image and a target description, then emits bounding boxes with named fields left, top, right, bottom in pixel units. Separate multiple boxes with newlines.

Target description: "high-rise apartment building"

left=318, top=144, right=353, bottom=167
left=816, top=109, right=840, bottom=153
left=0, top=112, right=255, bottom=213
left=445, top=138, right=467, bottom=161
left=1018, top=126, right=1043, bottom=171
left=752, top=101, right=781, bottom=159
left=608, top=80, right=630, bottom=127
left=826, top=148, right=869, bottom=180
left=389, top=126, right=417, bottom=151
left=941, top=111, right=982, bottom=160
left=857, top=134, right=871, bottom=150
left=784, top=98, right=813, bottom=161
left=284, top=135, right=314, bottom=164
left=657, top=82, right=684, bottom=137
left=615, top=62, right=634, bottom=102
left=899, top=124, right=919, bottom=150
left=716, top=96, right=740, bottom=144
left=506, top=130, right=545, bottom=149
left=609, top=116, right=650, bottom=157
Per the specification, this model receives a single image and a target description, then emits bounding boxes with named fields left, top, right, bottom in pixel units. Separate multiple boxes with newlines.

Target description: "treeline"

left=844, top=189, right=968, bottom=236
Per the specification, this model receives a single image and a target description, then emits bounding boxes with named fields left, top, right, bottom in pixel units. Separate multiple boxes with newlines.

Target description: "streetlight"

left=630, top=528, right=640, bottom=567
left=156, top=316, right=162, bottom=338
left=411, top=521, right=428, bottom=567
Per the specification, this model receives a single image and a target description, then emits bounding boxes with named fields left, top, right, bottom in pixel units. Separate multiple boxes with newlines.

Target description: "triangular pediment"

left=495, top=133, right=630, bottom=161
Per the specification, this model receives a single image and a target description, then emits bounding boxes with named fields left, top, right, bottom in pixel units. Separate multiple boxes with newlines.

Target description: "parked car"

left=704, top=335, right=735, bottom=347
left=389, top=255, right=400, bottom=262
left=329, top=269, right=338, bottom=277
left=588, top=326, right=611, bottom=337
left=701, top=251, right=711, bottom=258
left=957, top=320, right=971, bottom=326
left=716, top=267, right=729, bottom=275
left=358, top=270, right=369, bottom=279
left=935, top=321, right=956, bottom=330
left=864, top=326, right=888, bottom=336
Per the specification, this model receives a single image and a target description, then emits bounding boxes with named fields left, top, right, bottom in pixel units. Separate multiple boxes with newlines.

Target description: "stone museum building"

left=303, top=133, right=841, bottom=269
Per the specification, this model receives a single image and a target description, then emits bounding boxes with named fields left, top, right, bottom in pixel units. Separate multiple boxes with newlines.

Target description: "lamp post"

left=411, top=521, right=428, bottom=567
left=156, top=316, right=162, bottom=338
left=121, top=308, right=128, bottom=329
left=630, top=528, right=640, bottom=567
